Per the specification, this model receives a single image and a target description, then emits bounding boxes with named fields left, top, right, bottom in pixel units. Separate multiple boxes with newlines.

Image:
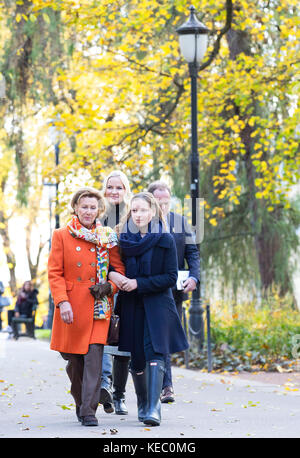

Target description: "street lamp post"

left=46, top=122, right=61, bottom=329
left=177, top=6, right=209, bottom=349
left=48, top=122, right=60, bottom=229
left=44, top=182, right=56, bottom=329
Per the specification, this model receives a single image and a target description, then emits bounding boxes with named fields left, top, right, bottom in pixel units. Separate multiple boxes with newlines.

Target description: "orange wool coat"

left=48, top=226, right=125, bottom=355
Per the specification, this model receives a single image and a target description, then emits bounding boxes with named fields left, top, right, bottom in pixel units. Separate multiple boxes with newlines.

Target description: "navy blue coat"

left=168, top=212, right=200, bottom=280
left=168, top=212, right=200, bottom=303
left=116, top=232, right=189, bottom=355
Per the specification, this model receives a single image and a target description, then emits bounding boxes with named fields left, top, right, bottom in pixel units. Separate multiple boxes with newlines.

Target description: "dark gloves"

left=89, top=282, right=113, bottom=300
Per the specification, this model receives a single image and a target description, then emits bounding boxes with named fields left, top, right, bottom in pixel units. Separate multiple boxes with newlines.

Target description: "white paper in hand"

left=176, top=270, right=190, bottom=290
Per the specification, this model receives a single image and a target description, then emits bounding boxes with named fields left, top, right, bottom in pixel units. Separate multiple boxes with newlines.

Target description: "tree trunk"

left=226, top=28, right=289, bottom=295
left=25, top=223, right=46, bottom=285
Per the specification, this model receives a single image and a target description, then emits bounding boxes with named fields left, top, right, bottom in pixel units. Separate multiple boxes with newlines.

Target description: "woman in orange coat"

left=48, top=187, right=125, bottom=427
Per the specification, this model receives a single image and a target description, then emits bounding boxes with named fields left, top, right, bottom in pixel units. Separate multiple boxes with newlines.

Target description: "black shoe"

left=82, top=415, right=98, bottom=426
left=113, top=397, right=128, bottom=415
left=143, top=360, right=165, bottom=427
left=103, top=402, right=114, bottom=414
left=131, top=370, right=147, bottom=422
left=160, top=386, right=175, bottom=403
left=100, top=386, right=113, bottom=405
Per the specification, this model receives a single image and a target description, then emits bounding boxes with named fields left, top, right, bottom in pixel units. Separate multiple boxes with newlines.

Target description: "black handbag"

left=107, top=312, right=120, bottom=345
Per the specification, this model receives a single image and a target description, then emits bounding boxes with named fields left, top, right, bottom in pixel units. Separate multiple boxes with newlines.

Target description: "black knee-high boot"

left=143, top=360, right=165, bottom=426
left=113, top=356, right=129, bottom=415
left=131, top=369, right=148, bottom=422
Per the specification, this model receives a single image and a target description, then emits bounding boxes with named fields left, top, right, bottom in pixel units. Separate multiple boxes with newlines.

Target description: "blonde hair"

left=102, top=170, right=132, bottom=208
left=70, top=187, right=105, bottom=218
left=122, top=191, right=166, bottom=230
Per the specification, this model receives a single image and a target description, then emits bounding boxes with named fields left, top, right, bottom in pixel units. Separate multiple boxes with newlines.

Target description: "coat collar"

left=156, top=233, right=172, bottom=248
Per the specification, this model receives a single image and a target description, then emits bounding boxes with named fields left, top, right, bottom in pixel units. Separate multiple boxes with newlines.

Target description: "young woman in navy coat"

left=113, top=192, right=189, bottom=426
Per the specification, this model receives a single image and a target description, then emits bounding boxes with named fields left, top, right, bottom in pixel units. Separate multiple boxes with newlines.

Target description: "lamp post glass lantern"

left=177, top=6, right=208, bottom=349
left=177, top=6, right=208, bottom=64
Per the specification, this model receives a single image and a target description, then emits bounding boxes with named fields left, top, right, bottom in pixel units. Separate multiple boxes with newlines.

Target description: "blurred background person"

left=11, top=281, right=38, bottom=339
left=0, top=281, right=11, bottom=332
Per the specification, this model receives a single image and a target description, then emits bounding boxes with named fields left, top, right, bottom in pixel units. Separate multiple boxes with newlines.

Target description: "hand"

left=108, top=272, right=127, bottom=289
left=182, top=278, right=197, bottom=293
left=59, top=301, right=73, bottom=324
left=121, top=278, right=137, bottom=292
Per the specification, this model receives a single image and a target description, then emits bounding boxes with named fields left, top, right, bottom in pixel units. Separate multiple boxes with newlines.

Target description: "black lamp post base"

left=188, top=291, right=205, bottom=350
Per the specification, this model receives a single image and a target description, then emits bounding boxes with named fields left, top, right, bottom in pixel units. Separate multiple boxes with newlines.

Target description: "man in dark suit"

left=148, top=181, right=200, bottom=403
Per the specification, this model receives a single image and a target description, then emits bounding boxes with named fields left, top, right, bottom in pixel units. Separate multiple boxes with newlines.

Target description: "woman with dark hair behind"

left=11, top=281, right=38, bottom=339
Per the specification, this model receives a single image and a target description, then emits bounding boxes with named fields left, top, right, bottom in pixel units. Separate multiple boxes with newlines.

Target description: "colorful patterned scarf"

left=67, top=215, right=118, bottom=320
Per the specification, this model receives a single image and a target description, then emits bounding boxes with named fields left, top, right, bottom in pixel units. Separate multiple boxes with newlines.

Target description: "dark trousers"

left=61, top=344, right=104, bottom=417
left=7, top=310, right=14, bottom=326
left=130, top=303, right=164, bottom=372
left=163, top=295, right=183, bottom=389
left=8, top=310, right=34, bottom=338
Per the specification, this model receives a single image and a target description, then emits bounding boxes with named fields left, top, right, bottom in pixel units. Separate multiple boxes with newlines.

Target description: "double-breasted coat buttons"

left=74, top=244, right=96, bottom=281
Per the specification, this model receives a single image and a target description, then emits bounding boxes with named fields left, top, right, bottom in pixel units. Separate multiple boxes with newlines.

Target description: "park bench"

left=11, top=305, right=37, bottom=340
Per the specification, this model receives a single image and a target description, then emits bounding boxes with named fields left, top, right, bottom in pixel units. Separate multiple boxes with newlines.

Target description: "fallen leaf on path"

left=59, top=405, right=71, bottom=410
left=242, top=401, right=260, bottom=408
left=220, top=379, right=227, bottom=384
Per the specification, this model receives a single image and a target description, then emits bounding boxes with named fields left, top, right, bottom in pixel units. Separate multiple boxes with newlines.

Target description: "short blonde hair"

left=70, top=187, right=105, bottom=218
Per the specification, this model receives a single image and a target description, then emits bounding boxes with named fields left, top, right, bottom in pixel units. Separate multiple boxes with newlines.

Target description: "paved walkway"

left=0, top=332, right=300, bottom=440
